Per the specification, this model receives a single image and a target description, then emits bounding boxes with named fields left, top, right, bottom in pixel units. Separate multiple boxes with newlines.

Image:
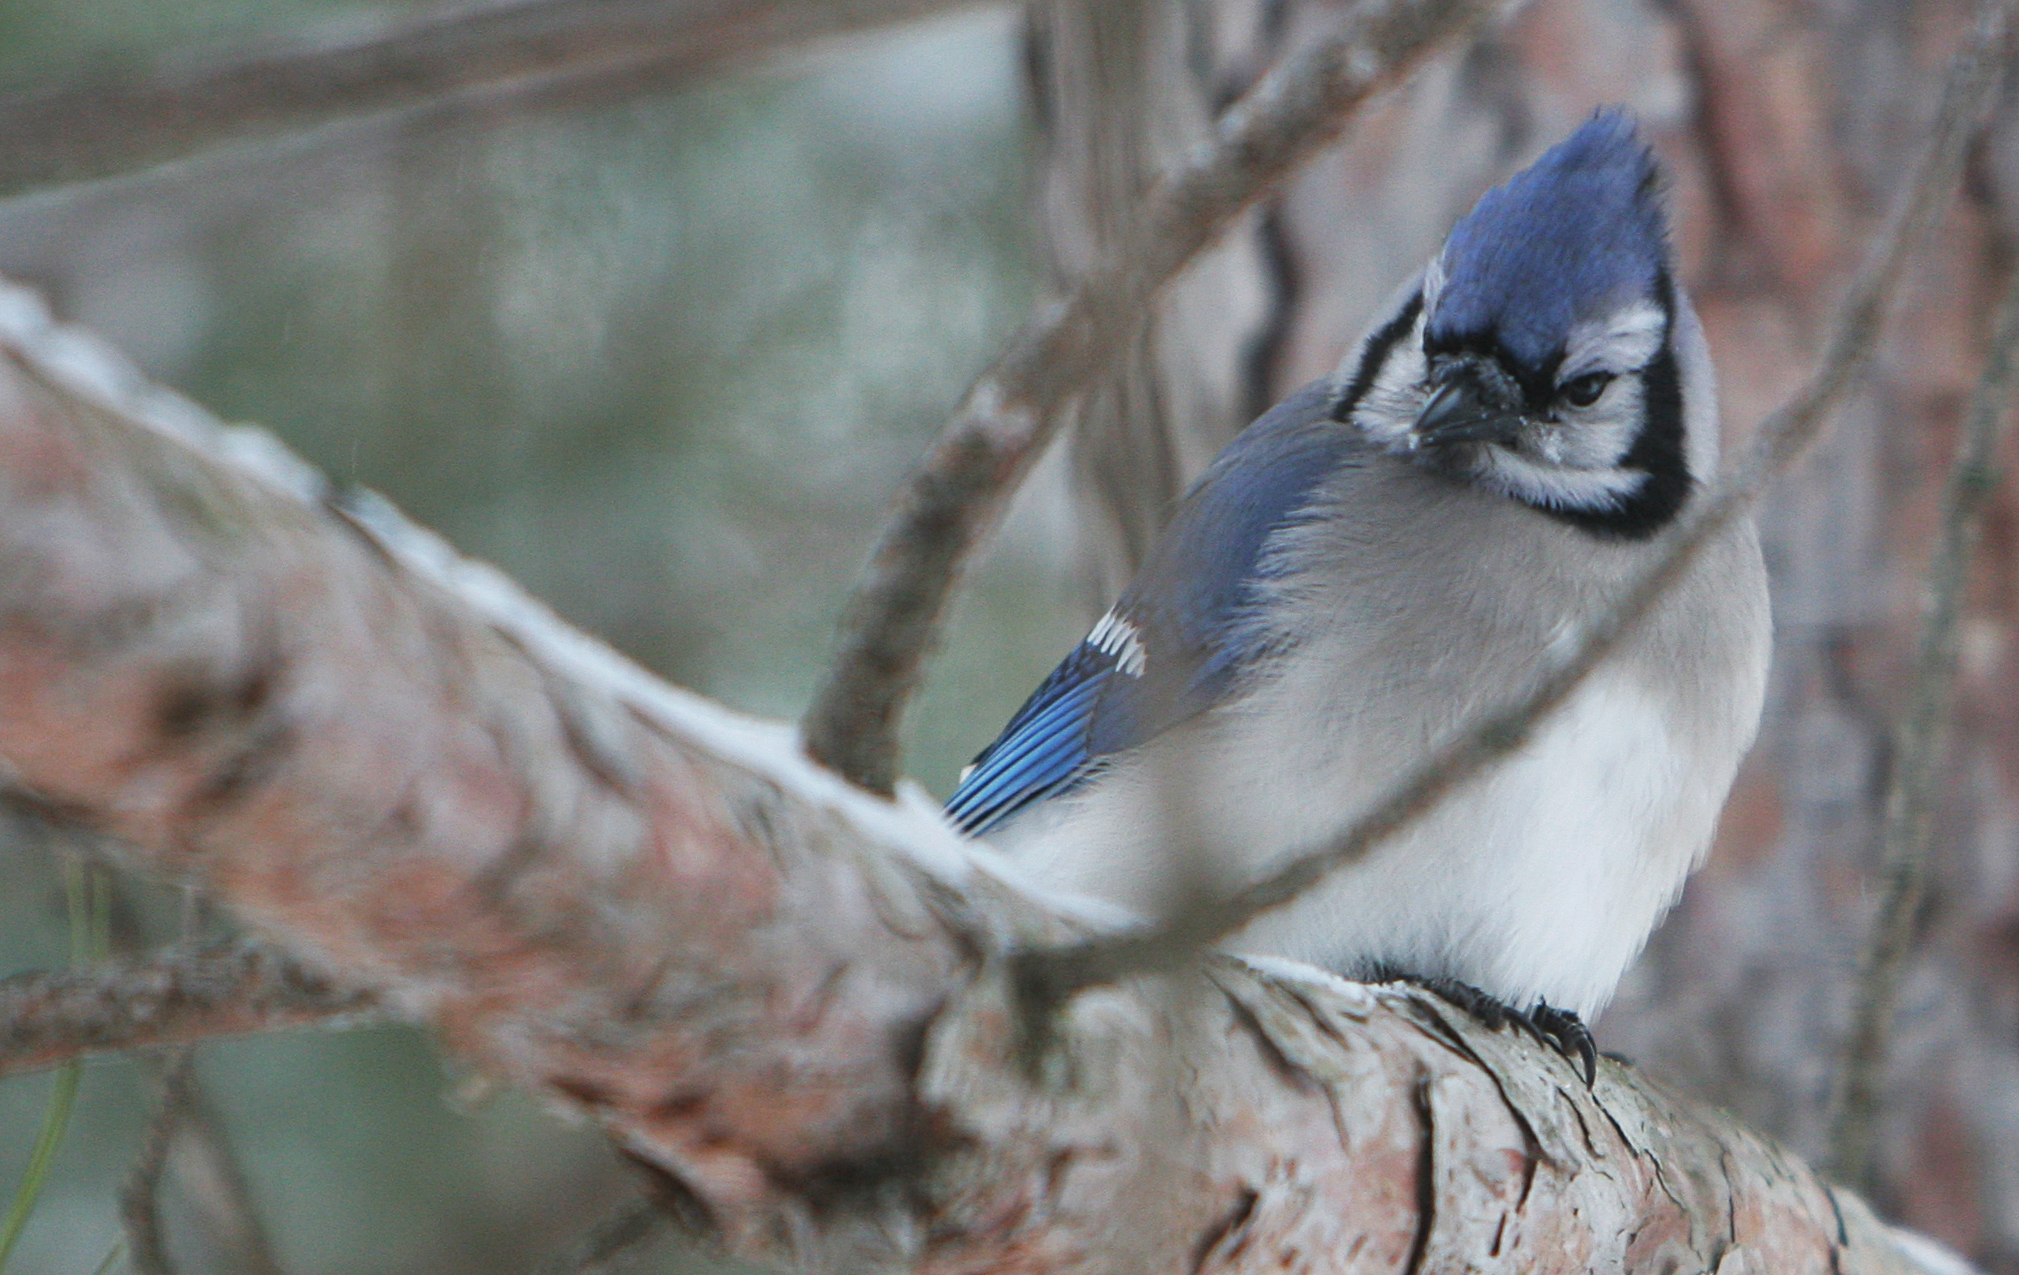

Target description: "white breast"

left=1230, top=670, right=1723, bottom=1019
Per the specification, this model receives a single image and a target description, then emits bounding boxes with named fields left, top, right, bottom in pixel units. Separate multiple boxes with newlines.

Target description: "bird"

left=943, top=110, right=1771, bottom=1082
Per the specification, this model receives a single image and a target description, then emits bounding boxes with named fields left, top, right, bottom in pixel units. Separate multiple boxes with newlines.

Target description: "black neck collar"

left=1535, top=271, right=1691, bottom=541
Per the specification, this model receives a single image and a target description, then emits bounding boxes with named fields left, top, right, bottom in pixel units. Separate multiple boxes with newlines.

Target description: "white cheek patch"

left=1477, top=449, right=1647, bottom=512
left=1532, top=376, right=1644, bottom=467
left=1421, top=255, right=1447, bottom=315
left=1561, top=301, right=1664, bottom=379
left=1351, top=309, right=1430, bottom=448
left=1477, top=299, right=1672, bottom=516
left=1671, top=295, right=1720, bottom=484
left=1336, top=289, right=1695, bottom=518
left=1488, top=376, right=1648, bottom=512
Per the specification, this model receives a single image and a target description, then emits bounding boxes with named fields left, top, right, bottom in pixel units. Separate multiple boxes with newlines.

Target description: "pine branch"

left=1828, top=242, right=2019, bottom=1190
left=0, top=265, right=1956, bottom=1272
left=120, top=1050, right=196, bottom=1275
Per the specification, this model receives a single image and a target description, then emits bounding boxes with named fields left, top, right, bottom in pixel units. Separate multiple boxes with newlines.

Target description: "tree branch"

left=121, top=1049, right=195, bottom=1275
left=0, top=0, right=974, bottom=199
left=0, top=272, right=1960, bottom=1272
left=799, top=0, right=1499, bottom=794
left=1011, top=0, right=2018, bottom=1007
left=0, top=939, right=380, bottom=1080
left=1828, top=251, right=2019, bottom=1189
left=157, top=1058, right=288, bottom=1275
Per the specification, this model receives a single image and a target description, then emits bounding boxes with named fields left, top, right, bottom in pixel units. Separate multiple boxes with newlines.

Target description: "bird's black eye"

left=1559, top=372, right=1613, bottom=409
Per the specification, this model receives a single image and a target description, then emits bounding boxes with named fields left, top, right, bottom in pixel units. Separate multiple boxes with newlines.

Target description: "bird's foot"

left=1384, top=972, right=1598, bottom=1086
left=1404, top=974, right=1518, bottom=1029
left=1528, top=1002, right=1597, bottom=1087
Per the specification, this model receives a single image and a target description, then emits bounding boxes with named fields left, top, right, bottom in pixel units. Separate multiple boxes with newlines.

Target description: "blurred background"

left=1, top=0, right=2017, bottom=1270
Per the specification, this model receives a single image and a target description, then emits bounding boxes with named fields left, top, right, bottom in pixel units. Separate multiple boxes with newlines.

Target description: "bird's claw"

left=1528, top=1002, right=1598, bottom=1086
left=1398, top=975, right=1598, bottom=1086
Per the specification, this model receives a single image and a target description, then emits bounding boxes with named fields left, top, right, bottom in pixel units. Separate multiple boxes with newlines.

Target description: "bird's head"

left=1337, top=109, right=1714, bottom=539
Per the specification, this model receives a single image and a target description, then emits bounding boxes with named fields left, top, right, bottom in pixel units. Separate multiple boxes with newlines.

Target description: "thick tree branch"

left=800, top=0, right=1499, bottom=794
left=0, top=938, right=379, bottom=1080
left=1829, top=255, right=2019, bottom=1187
left=1012, top=0, right=2018, bottom=1005
left=0, top=0, right=974, bottom=199
left=0, top=277, right=1958, bottom=1273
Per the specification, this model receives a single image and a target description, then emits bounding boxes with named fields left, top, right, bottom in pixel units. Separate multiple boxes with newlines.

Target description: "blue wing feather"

left=944, top=644, right=1115, bottom=832
left=947, top=379, right=1364, bottom=835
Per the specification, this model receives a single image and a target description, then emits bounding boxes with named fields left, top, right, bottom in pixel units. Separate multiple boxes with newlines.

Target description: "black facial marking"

left=1330, top=289, right=1423, bottom=421
left=1423, top=327, right=1564, bottom=411
left=1542, top=270, right=1691, bottom=541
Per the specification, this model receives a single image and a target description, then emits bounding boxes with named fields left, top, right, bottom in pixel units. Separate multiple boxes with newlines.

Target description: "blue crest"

left=1427, top=109, right=1669, bottom=370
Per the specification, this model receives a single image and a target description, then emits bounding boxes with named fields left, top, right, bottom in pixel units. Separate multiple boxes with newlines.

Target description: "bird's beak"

left=1409, top=380, right=1526, bottom=450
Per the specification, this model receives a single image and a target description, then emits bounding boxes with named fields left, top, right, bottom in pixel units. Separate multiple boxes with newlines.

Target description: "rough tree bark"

left=0, top=273, right=1960, bottom=1271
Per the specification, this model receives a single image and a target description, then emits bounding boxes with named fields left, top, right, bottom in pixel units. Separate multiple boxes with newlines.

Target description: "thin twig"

left=1011, top=0, right=2017, bottom=1009
left=802, top=0, right=1500, bottom=794
left=0, top=0, right=972, bottom=199
left=121, top=1048, right=196, bottom=1275
left=0, top=938, right=381, bottom=1080
left=1827, top=255, right=2019, bottom=1189
left=534, top=1197, right=664, bottom=1275
left=165, top=1076, right=288, bottom=1275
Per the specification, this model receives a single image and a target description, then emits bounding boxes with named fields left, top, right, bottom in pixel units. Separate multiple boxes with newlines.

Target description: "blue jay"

left=946, top=111, right=1771, bottom=1079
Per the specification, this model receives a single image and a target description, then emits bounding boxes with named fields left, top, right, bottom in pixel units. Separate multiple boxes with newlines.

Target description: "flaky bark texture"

left=0, top=281, right=1954, bottom=1272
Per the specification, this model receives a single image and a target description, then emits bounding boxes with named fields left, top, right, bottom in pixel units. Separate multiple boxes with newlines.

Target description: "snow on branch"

left=0, top=279, right=1958, bottom=1272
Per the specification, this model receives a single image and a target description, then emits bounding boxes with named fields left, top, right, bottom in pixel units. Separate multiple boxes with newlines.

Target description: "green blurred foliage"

left=0, top=5, right=1090, bottom=1271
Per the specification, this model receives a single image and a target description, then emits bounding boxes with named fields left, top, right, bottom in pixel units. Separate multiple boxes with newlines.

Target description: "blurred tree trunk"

left=1025, top=0, right=1279, bottom=604
left=1050, top=0, right=2019, bottom=1266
